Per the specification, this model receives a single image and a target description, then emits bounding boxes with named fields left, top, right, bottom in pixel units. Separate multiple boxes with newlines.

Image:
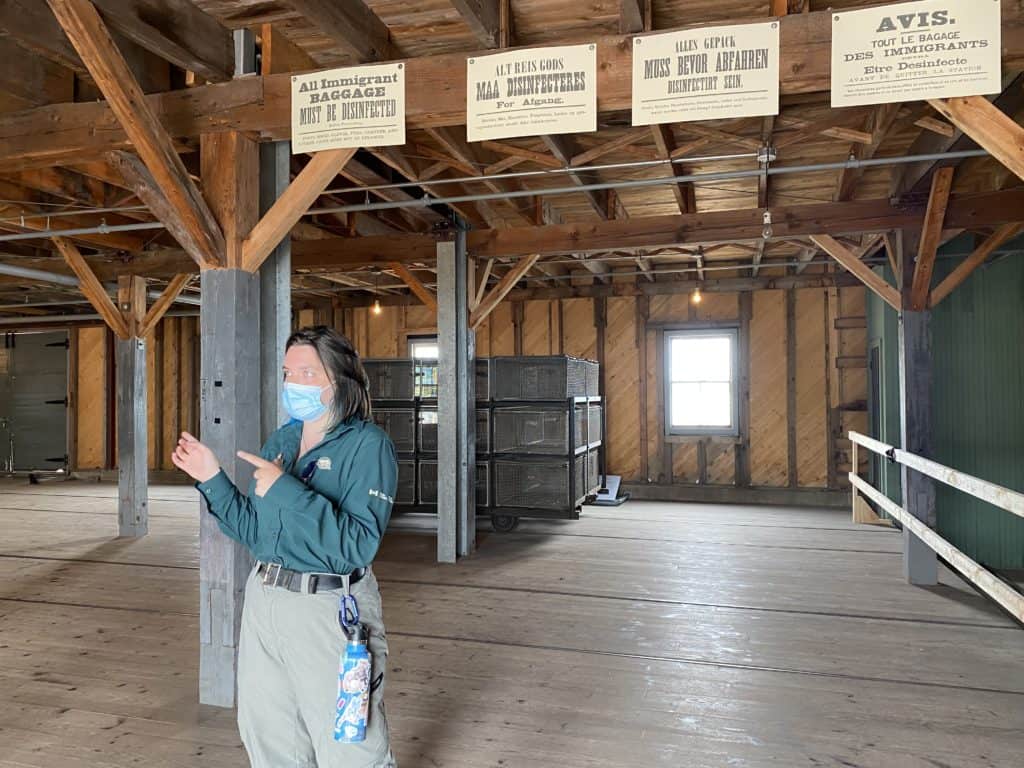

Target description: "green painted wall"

left=867, top=238, right=1024, bottom=569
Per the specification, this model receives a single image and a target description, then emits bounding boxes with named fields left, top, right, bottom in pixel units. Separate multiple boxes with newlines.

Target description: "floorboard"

left=0, top=479, right=1021, bottom=767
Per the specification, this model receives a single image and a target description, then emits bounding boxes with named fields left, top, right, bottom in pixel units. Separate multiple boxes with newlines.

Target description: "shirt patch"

left=316, top=456, right=332, bottom=471
left=369, top=488, right=394, bottom=504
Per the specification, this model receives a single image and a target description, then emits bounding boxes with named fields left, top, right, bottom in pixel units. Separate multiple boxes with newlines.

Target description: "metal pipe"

left=0, top=222, right=164, bottom=243
left=0, top=149, right=992, bottom=239
left=0, top=262, right=200, bottom=306
left=0, top=308, right=198, bottom=327
left=307, top=149, right=989, bottom=215
left=322, top=151, right=759, bottom=195
left=0, top=205, right=150, bottom=224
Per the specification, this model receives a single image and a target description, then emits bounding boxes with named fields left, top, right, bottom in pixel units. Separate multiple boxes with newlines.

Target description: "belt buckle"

left=262, top=562, right=283, bottom=588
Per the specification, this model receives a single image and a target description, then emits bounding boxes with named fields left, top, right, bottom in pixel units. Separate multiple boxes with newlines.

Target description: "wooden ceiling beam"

left=449, top=0, right=500, bottom=49
left=928, top=95, right=1024, bottom=185
left=6, top=9, right=1024, bottom=169
left=89, top=0, right=234, bottom=83
left=287, top=0, right=394, bottom=61
left=894, top=74, right=1024, bottom=198
left=835, top=102, right=900, bottom=202
left=243, top=147, right=356, bottom=273
left=542, top=134, right=610, bottom=220
left=571, top=128, right=650, bottom=167
left=930, top=222, right=1024, bottom=307
left=909, top=167, right=954, bottom=310
left=480, top=141, right=562, bottom=169
left=811, top=234, right=900, bottom=310
left=53, top=236, right=130, bottom=337
left=46, top=0, right=224, bottom=268
left=390, top=262, right=437, bottom=312
left=650, top=126, right=697, bottom=214
left=470, top=254, right=539, bottom=329
left=0, top=37, right=74, bottom=108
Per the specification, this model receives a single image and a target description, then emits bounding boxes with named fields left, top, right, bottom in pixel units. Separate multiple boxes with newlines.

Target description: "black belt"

left=255, top=561, right=366, bottom=594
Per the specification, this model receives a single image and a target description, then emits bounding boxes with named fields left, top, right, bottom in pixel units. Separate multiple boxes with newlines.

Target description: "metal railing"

left=849, top=431, right=1024, bottom=623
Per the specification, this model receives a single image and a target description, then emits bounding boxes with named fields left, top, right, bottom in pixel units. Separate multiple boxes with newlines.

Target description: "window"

left=664, top=329, right=738, bottom=435
left=408, top=336, right=439, bottom=400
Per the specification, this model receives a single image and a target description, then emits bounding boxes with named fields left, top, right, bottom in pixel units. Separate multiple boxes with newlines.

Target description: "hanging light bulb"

left=371, top=269, right=382, bottom=315
left=691, top=285, right=702, bottom=305
left=372, top=298, right=382, bottom=315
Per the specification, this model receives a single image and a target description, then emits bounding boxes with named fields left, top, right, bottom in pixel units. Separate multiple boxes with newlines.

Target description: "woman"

left=172, top=326, right=399, bottom=768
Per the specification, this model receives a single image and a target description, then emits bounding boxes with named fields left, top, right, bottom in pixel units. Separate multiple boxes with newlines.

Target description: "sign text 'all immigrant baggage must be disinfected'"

left=831, top=0, right=1001, bottom=108
left=632, top=22, right=779, bottom=125
left=466, top=44, right=597, bottom=142
left=291, top=63, right=406, bottom=154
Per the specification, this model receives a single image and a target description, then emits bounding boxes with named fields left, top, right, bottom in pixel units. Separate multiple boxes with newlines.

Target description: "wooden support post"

left=259, top=141, right=292, bottom=441
left=116, top=274, right=147, bottom=538
left=737, top=292, right=752, bottom=487
left=198, top=268, right=261, bottom=707
left=898, top=236, right=938, bottom=586
left=437, top=234, right=475, bottom=563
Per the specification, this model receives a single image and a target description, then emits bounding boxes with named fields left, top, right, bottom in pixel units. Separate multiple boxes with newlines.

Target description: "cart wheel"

left=490, top=514, right=520, bottom=533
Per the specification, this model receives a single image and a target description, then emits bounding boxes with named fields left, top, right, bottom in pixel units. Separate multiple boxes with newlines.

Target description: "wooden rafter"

left=139, top=274, right=191, bottom=338
left=53, top=236, right=130, bottom=338
left=928, top=96, right=1024, bottom=184
left=449, top=0, right=500, bottom=48
left=471, top=258, right=494, bottom=310
left=810, top=234, right=901, bottom=311
left=480, top=141, right=562, bottom=169
left=543, top=134, right=610, bottom=219
left=46, top=0, right=224, bottom=268
left=390, top=262, right=437, bottom=313
left=90, top=0, right=234, bottom=83
left=243, top=148, right=356, bottom=273
left=910, top=167, right=954, bottom=310
left=651, top=125, right=699, bottom=215
left=835, top=103, right=900, bottom=202
left=470, top=255, right=539, bottom=329
left=570, top=128, right=650, bottom=167
left=287, top=0, right=394, bottom=61
left=915, top=116, right=955, bottom=138
left=930, top=223, right=1024, bottom=307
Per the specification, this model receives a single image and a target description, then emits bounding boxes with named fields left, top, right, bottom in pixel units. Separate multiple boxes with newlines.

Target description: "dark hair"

left=286, top=326, right=371, bottom=426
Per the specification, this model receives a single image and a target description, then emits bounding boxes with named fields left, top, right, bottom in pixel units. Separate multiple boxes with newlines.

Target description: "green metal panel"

left=867, top=237, right=1024, bottom=569
left=865, top=264, right=901, bottom=506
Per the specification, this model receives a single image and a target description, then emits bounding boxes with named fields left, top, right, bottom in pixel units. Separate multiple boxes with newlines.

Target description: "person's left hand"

left=237, top=451, right=285, bottom=497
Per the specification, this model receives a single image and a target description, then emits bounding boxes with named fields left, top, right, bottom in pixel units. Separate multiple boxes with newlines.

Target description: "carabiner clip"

left=339, top=593, right=360, bottom=631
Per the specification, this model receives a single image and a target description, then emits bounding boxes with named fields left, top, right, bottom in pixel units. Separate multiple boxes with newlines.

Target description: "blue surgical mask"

left=281, top=382, right=329, bottom=422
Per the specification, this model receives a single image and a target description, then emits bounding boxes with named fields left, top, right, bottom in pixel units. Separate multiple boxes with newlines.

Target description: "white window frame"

left=664, top=327, right=739, bottom=437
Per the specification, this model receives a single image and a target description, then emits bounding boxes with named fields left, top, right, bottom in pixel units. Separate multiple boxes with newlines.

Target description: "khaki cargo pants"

left=238, top=564, right=397, bottom=767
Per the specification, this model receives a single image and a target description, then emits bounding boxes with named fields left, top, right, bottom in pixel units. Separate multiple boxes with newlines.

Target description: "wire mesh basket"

left=396, top=460, right=416, bottom=504
left=588, top=404, right=603, bottom=447
left=371, top=408, right=416, bottom=453
left=363, top=359, right=415, bottom=401
left=418, top=460, right=489, bottom=507
left=417, top=408, right=490, bottom=453
left=491, top=356, right=590, bottom=401
left=476, top=358, right=490, bottom=401
left=586, top=448, right=601, bottom=495
left=492, top=406, right=586, bottom=455
left=585, top=360, right=600, bottom=396
left=492, top=455, right=588, bottom=510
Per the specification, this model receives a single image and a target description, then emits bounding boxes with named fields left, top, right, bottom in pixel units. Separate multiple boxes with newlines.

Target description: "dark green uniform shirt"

left=197, top=417, right=397, bottom=574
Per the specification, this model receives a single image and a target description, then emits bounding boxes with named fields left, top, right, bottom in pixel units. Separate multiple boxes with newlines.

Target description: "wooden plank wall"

left=321, top=284, right=863, bottom=490
left=72, top=317, right=199, bottom=471
left=70, top=285, right=863, bottom=489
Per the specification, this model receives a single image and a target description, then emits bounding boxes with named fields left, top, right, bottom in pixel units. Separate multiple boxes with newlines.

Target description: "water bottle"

left=334, top=623, right=372, bottom=743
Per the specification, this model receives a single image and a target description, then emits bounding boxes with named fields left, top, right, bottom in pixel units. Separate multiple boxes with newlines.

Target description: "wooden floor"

left=0, top=479, right=1022, bottom=767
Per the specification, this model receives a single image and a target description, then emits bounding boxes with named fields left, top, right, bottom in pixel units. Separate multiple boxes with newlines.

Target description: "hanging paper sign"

left=290, top=62, right=405, bottom=153
left=631, top=22, right=779, bottom=125
left=466, top=44, right=596, bottom=142
left=831, top=0, right=1001, bottom=108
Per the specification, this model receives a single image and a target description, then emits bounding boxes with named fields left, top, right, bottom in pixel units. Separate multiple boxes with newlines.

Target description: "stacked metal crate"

left=363, top=355, right=602, bottom=530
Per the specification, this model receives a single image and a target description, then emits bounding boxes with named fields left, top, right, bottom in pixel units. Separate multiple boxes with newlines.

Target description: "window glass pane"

left=411, top=343, right=439, bottom=359
left=670, top=336, right=731, bottom=382
left=670, top=382, right=732, bottom=428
